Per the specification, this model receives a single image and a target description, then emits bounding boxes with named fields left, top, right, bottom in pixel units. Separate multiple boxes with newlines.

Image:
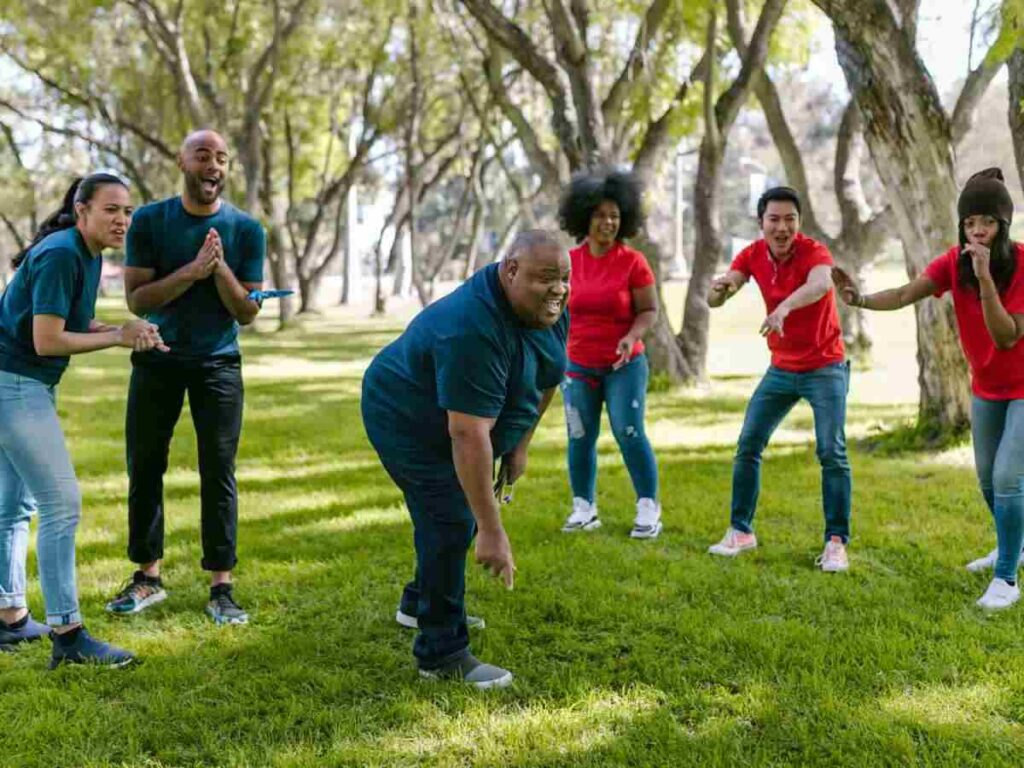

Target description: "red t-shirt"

left=568, top=241, right=656, bottom=368
left=923, top=243, right=1024, bottom=400
left=730, top=233, right=845, bottom=372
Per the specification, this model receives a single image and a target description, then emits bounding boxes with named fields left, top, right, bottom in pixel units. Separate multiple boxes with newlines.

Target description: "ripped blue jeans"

left=561, top=354, right=658, bottom=503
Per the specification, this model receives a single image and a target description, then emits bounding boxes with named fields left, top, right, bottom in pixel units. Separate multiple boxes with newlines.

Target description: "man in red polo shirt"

left=705, top=186, right=851, bottom=572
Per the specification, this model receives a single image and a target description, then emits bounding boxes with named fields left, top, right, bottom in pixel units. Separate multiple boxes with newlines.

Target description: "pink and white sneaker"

left=816, top=536, right=849, bottom=572
left=708, top=527, right=758, bottom=557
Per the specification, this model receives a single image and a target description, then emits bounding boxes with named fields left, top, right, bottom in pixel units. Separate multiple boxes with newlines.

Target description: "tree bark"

left=1010, top=48, right=1024, bottom=196
left=814, top=0, right=971, bottom=434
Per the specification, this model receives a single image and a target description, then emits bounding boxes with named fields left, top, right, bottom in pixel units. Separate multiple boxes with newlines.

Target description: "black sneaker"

left=49, top=627, right=135, bottom=669
left=206, top=584, right=249, bottom=625
left=105, top=571, right=167, bottom=615
left=419, top=653, right=513, bottom=689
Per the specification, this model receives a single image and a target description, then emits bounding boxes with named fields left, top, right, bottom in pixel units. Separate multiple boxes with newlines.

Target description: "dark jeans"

left=562, top=354, right=659, bottom=502
left=731, top=361, right=852, bottom=543
left=126, top=353, right=244, bottom=571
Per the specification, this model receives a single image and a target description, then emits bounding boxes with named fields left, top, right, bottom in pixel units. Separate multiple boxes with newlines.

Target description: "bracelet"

left=857, top=295, right=867, bottom=309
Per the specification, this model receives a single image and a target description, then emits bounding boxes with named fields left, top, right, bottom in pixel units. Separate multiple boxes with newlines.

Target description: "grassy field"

left=3, top=269, right=1024, bottom=767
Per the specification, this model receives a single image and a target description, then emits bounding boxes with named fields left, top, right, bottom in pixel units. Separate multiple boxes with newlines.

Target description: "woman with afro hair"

left=557, top=169, right=662, bottom=538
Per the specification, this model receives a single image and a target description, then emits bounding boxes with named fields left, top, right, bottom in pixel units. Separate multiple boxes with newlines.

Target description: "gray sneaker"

left=419, top=653, right=513, bottom=690
left=206, top=584, right=249, bottom=625
left=395, top=610, right=485, bottom=630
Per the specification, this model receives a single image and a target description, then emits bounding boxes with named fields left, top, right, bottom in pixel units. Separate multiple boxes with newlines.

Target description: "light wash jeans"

left=0, top=370, right=82, bottom=626
left=971, top=396, right=1024, bottom=583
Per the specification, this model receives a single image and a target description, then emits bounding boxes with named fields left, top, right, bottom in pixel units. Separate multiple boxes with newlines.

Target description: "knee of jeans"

left=565, top=404, right=588, bottom=441
left=611, top=421, right=645, bottom=446
left=736, top=431, right=767, bottom=458
left=41, top=483, right=81, bottom=525
left=816, top=442, right=849, bottom=469
left=992, top=466, right=1024, bottom=497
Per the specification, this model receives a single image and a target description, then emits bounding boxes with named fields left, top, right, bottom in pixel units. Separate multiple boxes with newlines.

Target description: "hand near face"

left=964, top=242, right=992, bottom=282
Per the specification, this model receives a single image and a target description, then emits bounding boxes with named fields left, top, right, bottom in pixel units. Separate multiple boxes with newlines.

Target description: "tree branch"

left=951, top=34, right=1012, bottom=145
left=715, top=0, right=786, bottom=132
left=601, top=0, right=673, bottom=127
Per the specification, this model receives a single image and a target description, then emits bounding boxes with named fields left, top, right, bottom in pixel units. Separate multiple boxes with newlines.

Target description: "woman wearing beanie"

left=833, top=167, right=1024, bottom=610
left=556, top=170, right=663, bottom=538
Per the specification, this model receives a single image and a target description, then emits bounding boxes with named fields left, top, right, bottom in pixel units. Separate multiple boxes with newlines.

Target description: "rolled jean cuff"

left=0, top=594, right=27, bottom=610
left=46, top=608, right=82, bottom=628
left=417, top=644, right=471, bottom=672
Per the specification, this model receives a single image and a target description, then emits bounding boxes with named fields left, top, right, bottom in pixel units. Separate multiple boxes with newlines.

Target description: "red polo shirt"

left=924, top=243, right=1024, bottom=400
left=568, top=241, right=656, bottom=368
left=730, top=233, right=845, bottom=372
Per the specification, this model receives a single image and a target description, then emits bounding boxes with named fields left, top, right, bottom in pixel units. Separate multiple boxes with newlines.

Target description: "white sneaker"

left=708, top=527, right=757, bottom=557
left=815, top=536, right=849, bottom=572
left=562, top=497, right=601, bottom=532
left=976, top=578, right=1021, bottom=610
left=630, top=498, right=663, bottom=539
left=966, top=548, right=999, bottom=573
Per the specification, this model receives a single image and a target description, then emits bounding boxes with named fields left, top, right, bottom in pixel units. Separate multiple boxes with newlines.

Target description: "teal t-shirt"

left=125, top=197, right=265, bottom=359
left=0, top=227, right=102, bottom=385
left=362, top=263, right=569, bottom=473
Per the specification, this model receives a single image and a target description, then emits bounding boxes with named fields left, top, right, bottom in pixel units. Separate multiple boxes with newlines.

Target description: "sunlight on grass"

left=244, top=356, right=373, bottom=380
left=877, top=683, right=1021, bottom=732
left=371, top=686, right=663, bottom=761
left=279, top=505, right=409, bottom=537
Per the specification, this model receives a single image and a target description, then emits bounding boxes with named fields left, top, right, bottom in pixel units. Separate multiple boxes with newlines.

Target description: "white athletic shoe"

left=966, top=548, right=1000, bottom=573
left=976, top=578, right=1020, bottom=611
left=395, top=610, right=485, bottom=630
left=816, top=536, right=849, bottom=572
left=708, top=527, right=758, bottom=557
left=562, top=497, right=601, bottom=532
left=630, top=498, right=663, bottom=539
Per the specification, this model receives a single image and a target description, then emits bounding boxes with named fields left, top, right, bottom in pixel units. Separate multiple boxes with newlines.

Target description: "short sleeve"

left=730, top=244, right=753, bottom=276
left=237, top=220, right=266, bottom=283
left=536, top=311, right=569, bottom=390
left=125, top=213, right=154, bottom=269
left=435, top=332, right=508, bottom=418
left=804, top=241, right=834, bottom=269
left=923, top=249, right=956, bottom=297
left=1002, top=245, right=1024, bottom=313
left=31, top=248, right=78, bottom=319
left=628, top=250, right=656, bottom=289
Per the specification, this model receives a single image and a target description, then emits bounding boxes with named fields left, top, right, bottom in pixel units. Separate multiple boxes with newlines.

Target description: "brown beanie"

left=958, top=167, right=1014, bottom=225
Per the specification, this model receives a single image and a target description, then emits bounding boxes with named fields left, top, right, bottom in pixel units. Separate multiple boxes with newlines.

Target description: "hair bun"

left=56, top=213, right=76, bottom=226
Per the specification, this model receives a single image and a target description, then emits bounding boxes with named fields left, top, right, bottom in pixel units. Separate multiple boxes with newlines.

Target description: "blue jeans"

left=731, top=362, right=851, bottom=543
left=971, top=396, right=1024, bottom=582
left=0, top=371, right=82, bottom=626
left=562, top=354, right=659, bottom=503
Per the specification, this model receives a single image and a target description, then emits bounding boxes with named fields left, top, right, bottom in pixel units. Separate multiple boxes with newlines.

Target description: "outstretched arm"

left=832, top=266, right=936, bottom=311
left=707, top=270, right=748, bottom=308
left=760, top=264, right=833, bottom=337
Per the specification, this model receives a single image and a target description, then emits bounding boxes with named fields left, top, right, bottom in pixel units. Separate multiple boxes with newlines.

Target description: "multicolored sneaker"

left=49, top=627, right=135, bottom=669
left=206, top=584, right=249, bottom=625
left=708, top=527, right=758, bottom=557
left=0, top=612, right=50, bottom=649
left=816, top=536, right=849, bottom=572
left=562, top=497, right=601, bottom=533
left=419, top=653, right=513, bottom=690
left=630, top=498, right=663, bottom=539
left=105, top=571, right=167, bottom=615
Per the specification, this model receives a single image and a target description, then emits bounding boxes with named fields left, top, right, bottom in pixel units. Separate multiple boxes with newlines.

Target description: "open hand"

left=760, top=306, right=789, bottom=337
left=708, top=275, right=738, bottom=304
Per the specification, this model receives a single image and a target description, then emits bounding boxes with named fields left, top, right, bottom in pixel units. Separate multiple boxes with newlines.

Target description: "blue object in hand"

left=247, top=289, right=294, bottom=307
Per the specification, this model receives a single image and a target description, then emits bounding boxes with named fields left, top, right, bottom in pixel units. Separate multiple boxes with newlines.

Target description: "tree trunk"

left=631, top=232, right=693, bottom=382
left=678, top=136, right=725, bottom=382
left=815, top=0, right=971, bottom=434
left=1010, top=48, right=1024, bottom=196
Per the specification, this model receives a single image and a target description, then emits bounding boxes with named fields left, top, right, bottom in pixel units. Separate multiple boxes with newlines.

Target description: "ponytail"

left=11, top=171, right=129, bottom=269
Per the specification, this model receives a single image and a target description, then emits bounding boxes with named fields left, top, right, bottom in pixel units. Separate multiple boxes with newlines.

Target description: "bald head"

left=499, top=229, right=570, bottom=329
left=178, top=129, right=229, bottom=211
left=181, top=129, right=228, bottom=154
left=504, top=229, right=565, bottom=262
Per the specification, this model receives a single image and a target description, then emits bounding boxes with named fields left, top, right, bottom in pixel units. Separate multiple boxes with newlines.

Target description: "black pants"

left=126, top=353, right=244, bottom=571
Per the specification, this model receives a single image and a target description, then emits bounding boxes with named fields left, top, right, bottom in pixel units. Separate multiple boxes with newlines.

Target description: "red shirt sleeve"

left=923, top=247, right=957, bottom=297
left=730, top=244, right=754, bottom=276
left=627, top=249, right=655, bottom=289
left=804, top=239, right=834, bottom=269
left=1001, top=244, right=1024, bottom=314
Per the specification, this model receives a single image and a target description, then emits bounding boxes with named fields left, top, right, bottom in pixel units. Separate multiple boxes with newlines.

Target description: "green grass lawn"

left=3, top=278, right=1024, bottom=767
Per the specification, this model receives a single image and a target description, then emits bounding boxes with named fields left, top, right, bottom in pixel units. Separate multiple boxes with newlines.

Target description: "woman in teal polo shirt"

left=0, top=172, right=165, bottom=667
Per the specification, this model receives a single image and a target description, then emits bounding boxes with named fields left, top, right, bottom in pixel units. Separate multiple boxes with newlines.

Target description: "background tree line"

left=0, top=0, right=1022, bottom=438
